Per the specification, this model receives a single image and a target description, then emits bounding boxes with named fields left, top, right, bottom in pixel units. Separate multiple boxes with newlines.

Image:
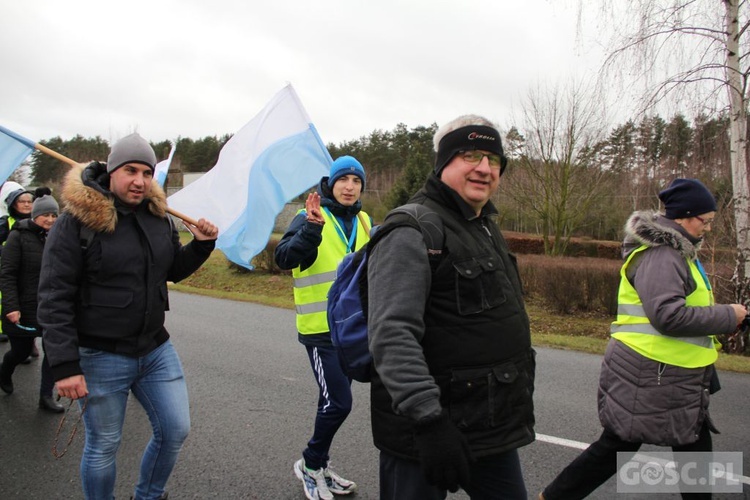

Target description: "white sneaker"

left=294, top=458, right=333, bottom=500
left=324, top=463, right=357, bottom=495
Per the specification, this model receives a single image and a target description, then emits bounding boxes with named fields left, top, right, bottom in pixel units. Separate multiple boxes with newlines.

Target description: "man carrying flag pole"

left=38, top=133, right=218, bottom=500
left=1, top=123, right=221, bottom=498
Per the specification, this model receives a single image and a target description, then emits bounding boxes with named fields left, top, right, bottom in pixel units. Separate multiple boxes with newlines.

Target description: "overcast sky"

left=2, top=0, right=608, bottom=150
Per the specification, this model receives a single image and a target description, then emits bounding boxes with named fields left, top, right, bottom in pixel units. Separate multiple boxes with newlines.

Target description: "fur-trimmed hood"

left=622, top=210, right=700, bottom=261
left=61, top=162, right=168, bottom=233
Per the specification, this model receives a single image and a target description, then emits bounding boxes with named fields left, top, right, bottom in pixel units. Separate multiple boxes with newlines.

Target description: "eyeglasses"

left=695, top=215, right=714, bottom=226
left=459, top=150, right=502, bottom=169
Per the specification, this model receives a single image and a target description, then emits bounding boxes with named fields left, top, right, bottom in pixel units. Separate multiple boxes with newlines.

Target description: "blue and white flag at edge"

left=0, top=125, right=35, bottom=186
left=167, top=84, right=332, bottom=269
left=154, top=142, right=175, bottom=187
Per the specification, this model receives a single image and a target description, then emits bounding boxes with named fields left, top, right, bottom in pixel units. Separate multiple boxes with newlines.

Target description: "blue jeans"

left=379, top=449, right=527, bottom=500
left=302, top=344, right=353, bottom=470
left=78, top=340, right=190, bottom=500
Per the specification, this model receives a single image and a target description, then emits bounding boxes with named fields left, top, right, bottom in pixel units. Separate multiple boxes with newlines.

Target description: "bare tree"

left=590, top=0, right=749, bottom=349
left=503, top=82, right=609, bottom=256
left=7, top=162, right=31, bottom=186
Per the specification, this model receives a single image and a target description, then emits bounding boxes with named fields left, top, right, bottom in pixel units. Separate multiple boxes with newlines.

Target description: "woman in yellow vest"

left=542, top=178, right=746, bottom=500
left=275, top=156, right=370, bottom=500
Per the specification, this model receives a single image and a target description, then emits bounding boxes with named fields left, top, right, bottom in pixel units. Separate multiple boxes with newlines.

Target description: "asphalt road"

left=1, top=292, right=748, bottom=499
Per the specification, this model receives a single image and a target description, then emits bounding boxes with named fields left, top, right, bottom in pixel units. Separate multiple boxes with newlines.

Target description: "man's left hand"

left=187, top=218, right=219, bottom=241
left=414, top=411, right=473, bottom=492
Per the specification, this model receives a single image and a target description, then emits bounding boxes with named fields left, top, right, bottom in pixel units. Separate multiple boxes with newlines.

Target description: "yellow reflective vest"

left=610, top=245, right=720, bottom=368
left=292, top=209, right=370, bottom=335
left=3, top=216, right=17, bottom=243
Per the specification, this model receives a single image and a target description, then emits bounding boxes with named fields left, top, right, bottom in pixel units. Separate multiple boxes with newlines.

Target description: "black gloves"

left=414, top=411, right=472, bottom=492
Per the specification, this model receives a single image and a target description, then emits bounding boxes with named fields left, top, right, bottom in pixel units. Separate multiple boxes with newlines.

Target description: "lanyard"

left=695, top=259, right=712, bottom=291
left=323, top=207, right=357, bottom=253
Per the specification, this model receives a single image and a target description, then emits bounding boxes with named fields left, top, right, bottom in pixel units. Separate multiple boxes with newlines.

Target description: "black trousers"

left=379, top=448, right=527, bottom=500
left=543, top=424, right=713, bottom=500
left=1, top=336, right=54, bottom=396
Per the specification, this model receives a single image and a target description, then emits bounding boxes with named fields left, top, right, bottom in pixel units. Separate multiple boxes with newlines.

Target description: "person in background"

left=0, top=182, right=24, bottom=217
left=0, top=186, right=52, bottom=249
left=0, top=185, right=50, bottom=355
left=0, top=181, right=22, bottom=344
left=367, top=115, right=535, bottom=499
left=275, top=156, right=370, bottom=500
left=540, top=178, right=746, bottom=500
left=38, top=133, right=219, bottom=500
left=0, top=194, right=63, bottom=412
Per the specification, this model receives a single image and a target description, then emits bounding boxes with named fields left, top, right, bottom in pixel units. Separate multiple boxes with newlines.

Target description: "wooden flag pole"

left=35, top=143, right=77, bottom=167
left=33, top=144, right=200, bottom=227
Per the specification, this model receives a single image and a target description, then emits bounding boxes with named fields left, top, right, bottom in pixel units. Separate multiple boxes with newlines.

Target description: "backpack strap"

left=387, top=203, right=443, bottom=251
left=358, top=203, right=444, bottom=321
left=79, top=224, right=96, bottom=252
left=371, top=203, right=445, bottom=271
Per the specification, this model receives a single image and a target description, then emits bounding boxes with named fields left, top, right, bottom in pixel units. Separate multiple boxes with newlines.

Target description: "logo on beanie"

left=468, top=132, right=496, bottom=142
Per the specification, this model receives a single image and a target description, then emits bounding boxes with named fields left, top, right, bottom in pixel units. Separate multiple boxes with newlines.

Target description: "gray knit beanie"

left=107, top=133, right=157, bottom=173
left=31, top=195, right=59, bottom=219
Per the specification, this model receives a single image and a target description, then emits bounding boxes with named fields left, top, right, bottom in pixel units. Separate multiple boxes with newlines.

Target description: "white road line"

left=536, top=433, right=750, bottom=485
left=536, top=433, right=589, bottom=450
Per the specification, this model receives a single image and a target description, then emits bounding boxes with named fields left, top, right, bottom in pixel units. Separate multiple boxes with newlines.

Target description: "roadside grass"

left=172, top=243, right=750, bottom=374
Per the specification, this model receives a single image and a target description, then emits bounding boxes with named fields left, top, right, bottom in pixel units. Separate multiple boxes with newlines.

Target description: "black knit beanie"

left=434, top=125, right=507, bottom=177
left=658, top=178, right=717, bottom=219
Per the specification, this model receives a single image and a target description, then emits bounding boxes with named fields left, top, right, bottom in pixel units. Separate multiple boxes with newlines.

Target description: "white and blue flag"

left=154, top=142, right=175, bottom=187
left=0, top=125, right=35, bottom=185
left=167, top=84, right=332, bottom=269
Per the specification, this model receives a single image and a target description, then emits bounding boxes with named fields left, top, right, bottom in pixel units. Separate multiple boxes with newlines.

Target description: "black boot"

left=0, top=365, right=12, bottom=394
left=39, top=395, right=64, bottom=413
left=129, top=492, right=168, bottom=500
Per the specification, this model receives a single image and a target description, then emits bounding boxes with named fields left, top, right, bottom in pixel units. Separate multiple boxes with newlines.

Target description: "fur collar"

left=623, top=210, right=699, bottom=261
left=61, top=163, right=168, bottom=233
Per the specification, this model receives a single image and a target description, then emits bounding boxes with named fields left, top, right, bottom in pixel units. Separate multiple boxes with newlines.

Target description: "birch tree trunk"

left=725, top=0, right=750, bottom=300
left=724, top=0, right=750, bottom=351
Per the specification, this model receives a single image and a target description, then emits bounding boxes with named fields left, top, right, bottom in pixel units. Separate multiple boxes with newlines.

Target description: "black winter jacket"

left=38, top=162, right=215, bottom=381
left=0, top=219, right=47, bottom=335
left=368, top=175, right=535, bottom=460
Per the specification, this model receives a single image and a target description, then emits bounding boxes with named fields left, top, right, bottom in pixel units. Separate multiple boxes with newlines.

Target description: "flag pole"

left=33, top=144, right=200, bottom=227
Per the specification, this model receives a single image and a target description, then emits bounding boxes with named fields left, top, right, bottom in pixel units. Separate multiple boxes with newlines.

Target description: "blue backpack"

left=327, top=203, right=444, bottom=382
